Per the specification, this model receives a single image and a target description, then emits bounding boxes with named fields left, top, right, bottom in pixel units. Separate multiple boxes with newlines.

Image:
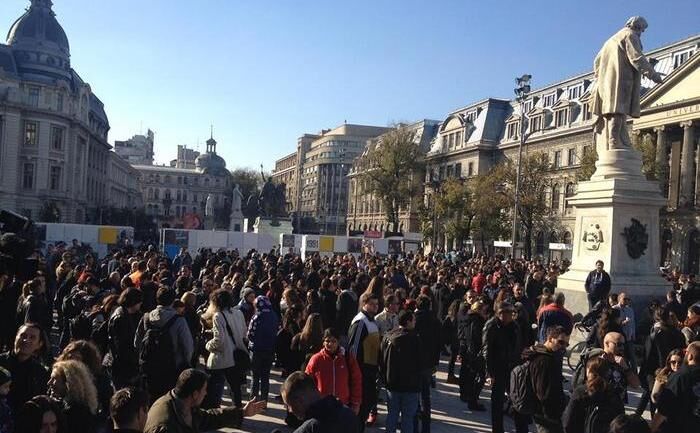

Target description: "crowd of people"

left=0, top=239, right=698, bottom=433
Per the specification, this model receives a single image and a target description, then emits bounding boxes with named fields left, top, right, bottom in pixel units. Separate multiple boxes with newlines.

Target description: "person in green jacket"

left=144, top=368, right=265, bottom=433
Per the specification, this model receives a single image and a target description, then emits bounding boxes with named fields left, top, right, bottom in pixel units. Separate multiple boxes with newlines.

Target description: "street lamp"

left=511, top=74, right=532, bottom=258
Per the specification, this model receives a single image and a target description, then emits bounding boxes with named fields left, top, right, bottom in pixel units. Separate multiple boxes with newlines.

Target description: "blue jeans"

left=386, top=390, right=419, bottom=433
left=251, top=351, right=273, bottom=401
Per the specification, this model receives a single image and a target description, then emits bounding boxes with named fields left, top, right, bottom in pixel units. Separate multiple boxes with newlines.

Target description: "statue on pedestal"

left=205, top=194, right=215, bottom=217
left=591, top=17, right=663, bottom=152
left=231, top=184, right=243, bottom=214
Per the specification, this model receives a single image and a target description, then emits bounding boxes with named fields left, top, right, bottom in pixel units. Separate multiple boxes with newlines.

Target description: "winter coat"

left=655, top=364, right=700, bottom=433
left=108, top=306, right=141, bottom=383
left=414, top=308, right=442, bottom=370
left=537, top=303, right=573, bottom=342
left=640, top=323, right=686, bottom=378
left=16, top=294, right=52, bottom=332
left=562, top=385, right=624, bottom=433
left=247, top=297, right=280, bottom=353
left=584, top=270, right=611, bottom=300
left=0, top=351, right=49, bottom=413
left=205, top=308, right=248, bottom=370
left=482, top=317, right=521, bottom=379
left=457, top=310, right=485, bottom=360
left=134, top=306, right=194, bottom=372
left=522, top=344, right=566, bottom=424
left=336, top=289, right=358, bottom=336
left=305, top=347, right=362, bottom=409
left=319, top=289, right=337, bottom=330
left=144, top=390, right=244, bottom=433
left=431, top=282, right=451, bottom=322
left=379, top=327, right=421, bottom=393
left=348, top=310, right=380, bottom=368
left=293, top=395, right=359, bottom=433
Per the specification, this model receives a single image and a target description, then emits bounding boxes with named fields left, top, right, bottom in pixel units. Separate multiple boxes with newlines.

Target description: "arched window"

left=551, top=184, right=561, bottom=211
left=563, top=231, right=572, bottom=245
left=550, top=231, right=559, bottom=244
left=154, top=189, right=160, bottom=200
left=165, top=189, right=171, bottom=200
left=148, top=188, right=154, bottom=200
left=536, top=231, right=545, bottom=255
left=661, top=229, right=672, bottom=267
left=565, top=183, right=575, bottom=210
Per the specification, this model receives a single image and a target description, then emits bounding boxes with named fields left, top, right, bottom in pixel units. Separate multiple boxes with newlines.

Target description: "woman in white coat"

left=203, top=288, right=249, bottom=408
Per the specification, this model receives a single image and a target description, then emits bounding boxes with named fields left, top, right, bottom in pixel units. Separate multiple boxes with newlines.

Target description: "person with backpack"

left=305, top=327, right=362, bottom=415
left=518, top=325, right=569, bottom=433
left=457, top=300, right=488, bottom=410
left=483, top=301, right=528, bottom=433
left=379, top=310, right=421, bottom=433
left=562, top=356, right=624, bottom=433
left=134, top=287, right=193, bottom=401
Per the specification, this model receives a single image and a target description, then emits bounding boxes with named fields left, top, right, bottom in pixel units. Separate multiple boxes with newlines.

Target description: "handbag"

left=221, top=312, right=251, bottom=371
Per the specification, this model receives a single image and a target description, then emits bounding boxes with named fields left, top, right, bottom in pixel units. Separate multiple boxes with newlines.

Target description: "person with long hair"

left=276, top=307, right=303, bottom=377
left=681, top=304, right=700, bottom=344
left=457, top=300, right=489, bottom=410
left=48, top=360, right=99, bottom=433
left=364, top=276, right=386, bottom=312
left=650, top=349, right=684, bottom=404
left=637, top=305, right=685, bottom=416
left=563, top=356, right=624, bottom=433
left=15, top=395, right=64, bottom=433
left=56, top=340, right=112, bottom=425
left=586, top=307, right=623, bottom=349
left=203, top=289, right=248, bottom=409
left=292, top=313, right=324, bottom=370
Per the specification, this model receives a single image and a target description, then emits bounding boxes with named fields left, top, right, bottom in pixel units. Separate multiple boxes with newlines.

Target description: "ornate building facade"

left=421, top=34, right=699, bottom=264
left=0, top=0, right=141, bottom=223
left=133, top=136, right=231, bottom=229
left=347, top=120, right=439, bottom=234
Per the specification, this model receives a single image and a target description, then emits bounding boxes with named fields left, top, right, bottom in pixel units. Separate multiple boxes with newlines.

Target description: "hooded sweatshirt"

left=133, top=305, right=194, bottom=371
left=522, top=344, right=566, bottom=423
left=247, top=296, right=279, bottom=352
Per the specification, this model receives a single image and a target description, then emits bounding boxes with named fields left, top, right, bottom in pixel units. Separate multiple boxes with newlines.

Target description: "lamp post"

left=511, top=74, right=532, bottom=258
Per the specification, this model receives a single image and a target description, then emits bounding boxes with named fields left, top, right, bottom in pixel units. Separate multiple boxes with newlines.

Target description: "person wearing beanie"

left=238, top=288, right=256, bottom=325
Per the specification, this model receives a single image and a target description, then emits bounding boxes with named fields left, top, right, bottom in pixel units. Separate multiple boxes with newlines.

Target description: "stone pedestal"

left=229, top=211, right=244, bottom=232
left=253, top=217, right=293, bottom=239
left=558, top=149, right=671, bottom=314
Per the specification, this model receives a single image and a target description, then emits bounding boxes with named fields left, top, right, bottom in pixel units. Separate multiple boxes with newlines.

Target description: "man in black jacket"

left=281, top=371, right=359, bottom=433
left=414, top=295, right=441, bottom=433
left=524, top=325, right=570, bottom=433
left=584, top=260, right=611, bottom=310
left=380, top=310, right=420, bottom=433
left=483, top=301, right=527, bottom=433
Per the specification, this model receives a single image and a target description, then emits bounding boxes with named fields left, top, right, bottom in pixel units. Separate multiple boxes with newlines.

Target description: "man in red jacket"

left=305, top=328, right=362, bottom=415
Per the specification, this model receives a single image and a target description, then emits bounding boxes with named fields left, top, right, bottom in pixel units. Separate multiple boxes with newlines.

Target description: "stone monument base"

left=557, top=174, right=671, bottom=316
left=253, top=217, right=293, bottom=239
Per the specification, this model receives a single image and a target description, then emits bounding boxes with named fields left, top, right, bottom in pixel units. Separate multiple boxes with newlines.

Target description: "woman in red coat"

left=305, top=327, right=362, bottom=414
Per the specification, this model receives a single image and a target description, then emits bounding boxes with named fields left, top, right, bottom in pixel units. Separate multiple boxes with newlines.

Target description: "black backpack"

left=139, top=315, right=179, bottom=379
left=509, top=360, right=536, bottom=415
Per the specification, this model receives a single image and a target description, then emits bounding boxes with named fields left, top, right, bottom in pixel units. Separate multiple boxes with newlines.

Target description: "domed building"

left=0, top=0, right=142, bottom=223
left=133, top=132, right=232, bottom=230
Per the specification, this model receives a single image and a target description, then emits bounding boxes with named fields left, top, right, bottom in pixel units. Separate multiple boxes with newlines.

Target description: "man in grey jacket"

left=134, top=287, right=193, bottom=400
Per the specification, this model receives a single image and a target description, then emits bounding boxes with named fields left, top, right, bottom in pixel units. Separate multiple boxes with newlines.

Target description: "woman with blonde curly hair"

left=47, top=359, right=99, bottom=433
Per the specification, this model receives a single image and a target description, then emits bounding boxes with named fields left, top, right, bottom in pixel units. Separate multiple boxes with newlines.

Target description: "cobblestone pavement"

left=216, top=349, right=649, bottom=432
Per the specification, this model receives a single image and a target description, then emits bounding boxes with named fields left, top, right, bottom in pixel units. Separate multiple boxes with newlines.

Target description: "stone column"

left=680, top=121, right=696, bottom=207
left=654, top=126, right=669, bottom=197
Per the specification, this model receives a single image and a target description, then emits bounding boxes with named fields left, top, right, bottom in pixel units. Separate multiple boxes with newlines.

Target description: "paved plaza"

left=217, top=348, right=650, bottom=433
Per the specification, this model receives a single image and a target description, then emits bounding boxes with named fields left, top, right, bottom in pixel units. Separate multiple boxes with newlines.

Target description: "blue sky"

left=1, top=0, right=697, bottom=170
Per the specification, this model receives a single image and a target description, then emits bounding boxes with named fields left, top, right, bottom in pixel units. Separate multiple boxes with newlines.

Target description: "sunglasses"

left=670, top=360, right=682, bottom=365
